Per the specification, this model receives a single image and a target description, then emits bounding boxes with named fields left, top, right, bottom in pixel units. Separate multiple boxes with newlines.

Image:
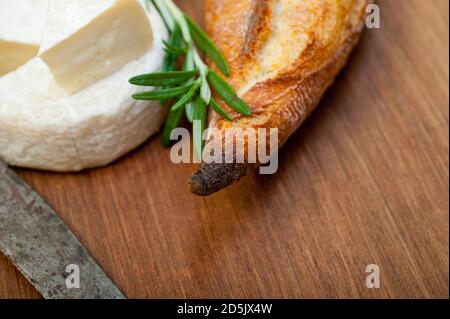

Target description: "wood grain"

left=0, top=0, right=448, bottom=299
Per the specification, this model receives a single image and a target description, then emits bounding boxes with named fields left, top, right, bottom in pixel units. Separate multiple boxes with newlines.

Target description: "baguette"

left=190, top=0, right=370, bottom=196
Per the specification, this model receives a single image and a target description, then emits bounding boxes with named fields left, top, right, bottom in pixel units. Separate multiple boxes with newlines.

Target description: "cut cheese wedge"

left=0, top=7, right=168, bottom=172
left=0, top=0, right=49, bottom=76
left=39, top=0, right=154, bottom=93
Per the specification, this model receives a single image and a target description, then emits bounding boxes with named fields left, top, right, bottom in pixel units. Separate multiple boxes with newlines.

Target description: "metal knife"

left=0, top=159, right=125, bottom=299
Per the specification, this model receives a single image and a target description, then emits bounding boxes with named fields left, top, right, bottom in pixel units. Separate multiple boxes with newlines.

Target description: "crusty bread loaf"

left=190, top=0, right=370, bottom=196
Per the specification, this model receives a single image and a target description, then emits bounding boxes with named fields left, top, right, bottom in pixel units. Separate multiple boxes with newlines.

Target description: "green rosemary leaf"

left=162, top=106, right=185, bottom=147
left=129, top=70, right=198, bottom=86
left=132, top=82, right=195, bottom=100
left=185, top=101, right=195, bottom=123
left=162, top=24, right=182, bottom=72
left=171, top=79, right=201, bottom=111
left=207, top=70, right=251, bottom=115
left=209, top=98, right=233, bottom=121
left=193, top=95, right=207, bottom=160
left=160, top=26, right=186, bottom=146
left=185, top=14, right=230, bottom=77
left=163, top=40, right=187, bottom=55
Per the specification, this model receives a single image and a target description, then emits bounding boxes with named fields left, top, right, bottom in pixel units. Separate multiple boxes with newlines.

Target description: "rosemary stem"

left=160, top=0, right=191, bottom=42
left=151, top=0, right=175, bottom=32
left=133, top=0, right=251, bottom=150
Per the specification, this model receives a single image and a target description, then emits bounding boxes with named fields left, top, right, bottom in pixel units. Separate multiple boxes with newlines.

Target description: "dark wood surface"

left=0, top=0, right=448, bottom=299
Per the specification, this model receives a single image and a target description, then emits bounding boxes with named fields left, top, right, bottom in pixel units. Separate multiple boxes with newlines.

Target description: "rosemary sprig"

left=130, top=0, right=251, bottom=158
left=129, top=70, right=198, bottom=86
left=132, top=81, right=196, bottom=100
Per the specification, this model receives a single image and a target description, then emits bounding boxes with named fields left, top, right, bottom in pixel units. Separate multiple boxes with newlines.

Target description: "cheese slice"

left=0, top=0, right=49, bottom=76
left=39, top=0, right=154, bottom=94
left=0, top=7, right=167, bottom=172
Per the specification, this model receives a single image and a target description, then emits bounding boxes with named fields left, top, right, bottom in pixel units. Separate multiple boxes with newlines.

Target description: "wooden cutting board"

left=1, top=0, right=448, bottom=299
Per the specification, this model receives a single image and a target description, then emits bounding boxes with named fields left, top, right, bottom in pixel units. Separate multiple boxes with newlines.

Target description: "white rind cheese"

left=39, top=0, right=154, bottom=93
left=0, top=0, right=49, bottom=75
left=0, top=8, right=168, bottom=172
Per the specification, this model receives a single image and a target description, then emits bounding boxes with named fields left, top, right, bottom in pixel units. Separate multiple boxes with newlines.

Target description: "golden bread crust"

left=190, top=0, right=370, bottom=195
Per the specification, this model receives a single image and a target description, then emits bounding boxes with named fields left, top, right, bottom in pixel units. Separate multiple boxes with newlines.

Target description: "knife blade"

left=0, top=160, right=125, bottom=299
